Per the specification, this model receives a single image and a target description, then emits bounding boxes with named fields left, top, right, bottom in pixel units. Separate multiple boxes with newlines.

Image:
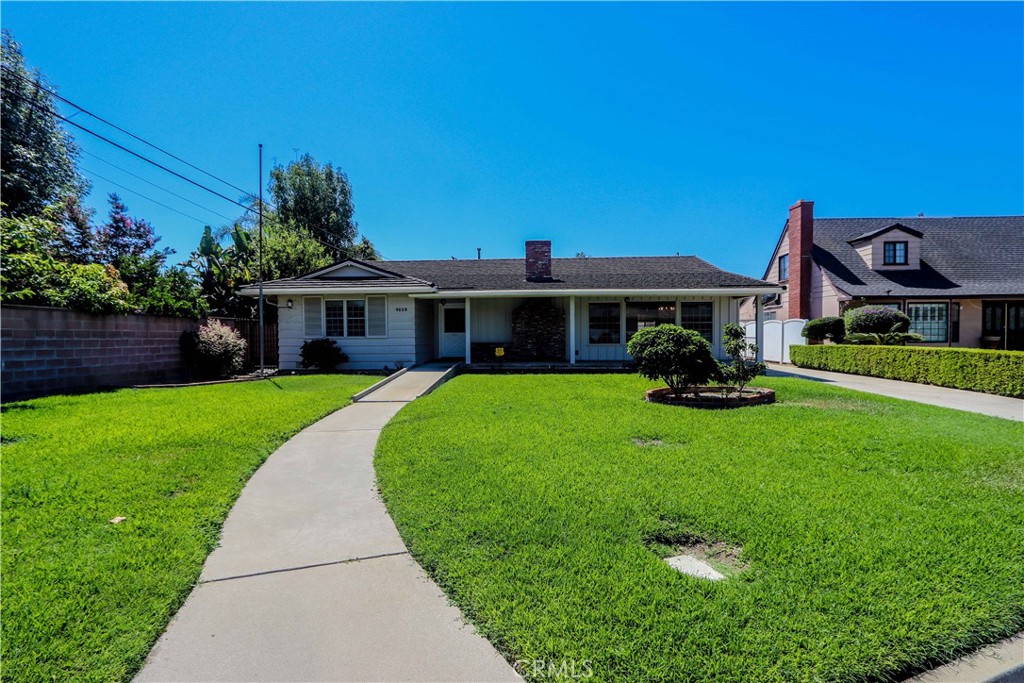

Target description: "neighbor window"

left=777, top=254, right=789, bottom=281
left=589, top=303, right=621, bottom=344
left=907, top=302, right=947, bottom=343
left=679, top=302, right=714, bottom=342
left=883, top=241, right=908, bottom=265
left=324, top=297, right=383, bottom=337
left=626, top=301, right=676, bottom=341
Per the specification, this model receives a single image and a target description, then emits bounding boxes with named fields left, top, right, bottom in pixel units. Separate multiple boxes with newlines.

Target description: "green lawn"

left=0, top=375, right=376, bottom=683
left=376, top=374, right=1024, bottom=682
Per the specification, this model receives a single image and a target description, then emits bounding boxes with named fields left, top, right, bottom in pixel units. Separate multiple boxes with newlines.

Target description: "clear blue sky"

left=4, top=2, right=1021, bottom=277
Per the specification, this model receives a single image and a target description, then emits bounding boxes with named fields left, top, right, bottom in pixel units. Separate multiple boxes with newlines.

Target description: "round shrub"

left=300, top=338, right=348, bottom=372
left=180, top=320, right=247, bottom=378
left=802, top=316, right=846, bottom=342
left=626, top=324, right=720, bottom=397
left=844, top=305, right=910, bottom=334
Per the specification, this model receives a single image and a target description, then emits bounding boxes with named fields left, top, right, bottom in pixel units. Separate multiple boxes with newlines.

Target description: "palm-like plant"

left=846, top=323, right=924, bottom=346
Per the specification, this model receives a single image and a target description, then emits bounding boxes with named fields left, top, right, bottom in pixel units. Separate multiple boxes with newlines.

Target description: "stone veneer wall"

left=1, top=305, right=198, bottom=401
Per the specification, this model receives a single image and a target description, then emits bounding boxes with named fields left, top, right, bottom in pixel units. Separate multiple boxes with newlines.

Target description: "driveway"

left=769, top=364, right=1024, bottom=421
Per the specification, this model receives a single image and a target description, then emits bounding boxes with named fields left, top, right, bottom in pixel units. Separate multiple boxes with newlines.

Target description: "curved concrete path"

left=137, top=364, right=520, bottom=682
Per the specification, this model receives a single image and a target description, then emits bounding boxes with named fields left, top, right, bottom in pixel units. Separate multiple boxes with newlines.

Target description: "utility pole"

left=258, top=143, right=265, bottom=375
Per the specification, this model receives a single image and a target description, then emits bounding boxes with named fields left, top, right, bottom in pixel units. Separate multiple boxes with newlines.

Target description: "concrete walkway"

left=137, top=363, right=519, bottom=683
left=903, top=633, right=1024, bottom=683
left=768, top=364, right=1024, bottom=422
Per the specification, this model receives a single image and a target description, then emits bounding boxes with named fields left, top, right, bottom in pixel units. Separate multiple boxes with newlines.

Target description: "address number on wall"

left=394, top=307, right=408, bottom=312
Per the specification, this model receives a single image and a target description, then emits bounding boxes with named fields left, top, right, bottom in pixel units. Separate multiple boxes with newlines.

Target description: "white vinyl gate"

left=743, top=319, right=807, bottom=363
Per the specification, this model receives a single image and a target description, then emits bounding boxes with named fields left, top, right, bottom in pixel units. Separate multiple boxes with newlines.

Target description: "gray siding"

left=278, top=294, right=418, bottom=370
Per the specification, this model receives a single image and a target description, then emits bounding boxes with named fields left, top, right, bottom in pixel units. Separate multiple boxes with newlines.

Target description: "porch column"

left=568, top=296, right=576, bottom=364
left=755, top=295, right=765, bottom=363
left=465, top=297, right=472, bottom=364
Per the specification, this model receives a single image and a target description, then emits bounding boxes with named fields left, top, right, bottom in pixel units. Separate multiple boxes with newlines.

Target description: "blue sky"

left=4, top=2, right=1021, bottom=277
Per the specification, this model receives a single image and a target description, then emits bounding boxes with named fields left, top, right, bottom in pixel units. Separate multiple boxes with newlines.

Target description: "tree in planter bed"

left=720, top=323, right=766, bottom=396
left=626, top=325, right=719, bottom=398
left=301, top=338, right=348, bottom=372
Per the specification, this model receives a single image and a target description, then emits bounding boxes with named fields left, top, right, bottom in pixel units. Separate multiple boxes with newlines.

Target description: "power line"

left=2, top=64, right=255, bottom=200
left=2, top=83, right=255, bottom=213
left=2, top=81, right=346, bottom=255
left=82, top=150, right=236, bottom=222
left=80, top=167, right=211, bottom=227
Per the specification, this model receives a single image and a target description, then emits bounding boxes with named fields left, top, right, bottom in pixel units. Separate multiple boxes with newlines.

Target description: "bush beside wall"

left=789, top=344, right=1024, bottom=398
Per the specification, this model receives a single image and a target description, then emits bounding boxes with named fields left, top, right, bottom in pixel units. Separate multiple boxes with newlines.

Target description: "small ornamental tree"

left=300, top=338, right=348, bottom=372
left=180, top=320, right=247, bottom=378
left=720, top=323, right=766, bottom=395
left=844, top=306, right=911, bottom=335
left=802, top=316, right=845, bottom=343
left=626, top=325, right=719, bottom=397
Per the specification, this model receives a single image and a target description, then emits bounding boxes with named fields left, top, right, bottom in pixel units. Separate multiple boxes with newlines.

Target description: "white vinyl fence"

left=743, top=319, right=807, bottom=363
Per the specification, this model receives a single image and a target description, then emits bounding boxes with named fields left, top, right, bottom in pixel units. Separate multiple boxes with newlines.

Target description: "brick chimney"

left=525, top=240, right=552, bottom=281
left=787, top=200, right=814, bottom=320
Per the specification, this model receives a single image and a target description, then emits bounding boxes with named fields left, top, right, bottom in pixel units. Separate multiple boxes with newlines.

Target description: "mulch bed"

left=645, top=386, right=775, bottom=409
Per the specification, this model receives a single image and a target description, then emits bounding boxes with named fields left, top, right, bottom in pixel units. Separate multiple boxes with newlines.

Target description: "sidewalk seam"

left=201, top=550, right=410, bottom=585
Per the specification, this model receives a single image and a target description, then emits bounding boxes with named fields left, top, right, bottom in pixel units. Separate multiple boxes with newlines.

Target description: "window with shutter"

left=367, top=296, right=387, bottom=337
left=304, top=297, right=323, bottom=337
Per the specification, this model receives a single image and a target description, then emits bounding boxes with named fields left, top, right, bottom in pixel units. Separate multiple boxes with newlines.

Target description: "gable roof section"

left=813, top=216, right=1024, bottom=298
left=846, top=223, right=924, bottom=244
left=244, top=255, right=777, bottom=295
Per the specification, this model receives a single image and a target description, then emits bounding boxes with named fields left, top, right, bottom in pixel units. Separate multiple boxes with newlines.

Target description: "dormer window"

left=883, top=241, right=908, bottom=266
left=777, top=254, right=789, bottom=281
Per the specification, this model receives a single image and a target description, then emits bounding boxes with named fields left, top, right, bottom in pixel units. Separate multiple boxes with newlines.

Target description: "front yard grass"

left=376, top=374, right=1024, bottom=682
left=0, top=374, right=377, bottom=683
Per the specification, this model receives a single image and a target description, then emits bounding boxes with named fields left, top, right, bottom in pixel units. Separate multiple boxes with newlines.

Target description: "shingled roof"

left=812, top=216, right=1024, bottom=298
left=249, top=255, right=774, bottom=293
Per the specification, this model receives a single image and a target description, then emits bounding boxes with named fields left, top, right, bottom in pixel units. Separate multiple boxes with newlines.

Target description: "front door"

left=440, top=303, right=466, bottom=358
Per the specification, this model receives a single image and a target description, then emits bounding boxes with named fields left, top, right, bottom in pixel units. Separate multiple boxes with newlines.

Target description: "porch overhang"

left=410, top=286, right=784, bottom=299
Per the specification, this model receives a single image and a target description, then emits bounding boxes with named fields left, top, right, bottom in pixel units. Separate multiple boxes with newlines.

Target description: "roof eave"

left=410, top=286, right=784, bottom=299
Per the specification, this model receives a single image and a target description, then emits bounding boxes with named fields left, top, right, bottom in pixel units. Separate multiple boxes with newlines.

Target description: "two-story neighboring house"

left=740, top=200, right=1024, bottom=350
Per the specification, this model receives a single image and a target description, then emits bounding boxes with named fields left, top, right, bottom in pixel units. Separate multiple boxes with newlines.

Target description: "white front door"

left=440, top=304, right=466, bottom=358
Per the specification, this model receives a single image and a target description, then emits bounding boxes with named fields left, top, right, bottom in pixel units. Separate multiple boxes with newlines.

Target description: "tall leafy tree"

left=268, top=154, right=379, bottom=260
left=0, top=30, right=87, bottom=218
left=96, top=193, right=163, bottom=266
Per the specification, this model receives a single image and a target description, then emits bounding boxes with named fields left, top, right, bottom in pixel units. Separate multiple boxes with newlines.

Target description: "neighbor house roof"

left=241, top=255, right=779, bottom=296
left=812, top=216, right=1024, bottom=298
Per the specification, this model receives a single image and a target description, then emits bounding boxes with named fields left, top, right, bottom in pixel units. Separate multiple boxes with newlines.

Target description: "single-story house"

left=739, top=201, right=1024, bottom=350
left=241, top=241, right=782, bottom=369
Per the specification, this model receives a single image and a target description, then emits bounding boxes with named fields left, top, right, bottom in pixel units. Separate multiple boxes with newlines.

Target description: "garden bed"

left=645, top=385, right=775, bottom=408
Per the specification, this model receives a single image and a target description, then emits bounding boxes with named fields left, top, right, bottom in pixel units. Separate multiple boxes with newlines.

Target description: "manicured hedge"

left=789, top=344, right=1024, bottom=398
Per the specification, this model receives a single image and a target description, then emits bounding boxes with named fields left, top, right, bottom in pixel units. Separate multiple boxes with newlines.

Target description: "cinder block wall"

left=1, top=305, right=198, bottom=401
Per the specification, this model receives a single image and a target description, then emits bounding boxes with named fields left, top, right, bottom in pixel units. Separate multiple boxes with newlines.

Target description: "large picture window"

left=679, top=302, right=713, bottom=342
left=883, top=241, right=908, bottom=265
left=589, top=303, right=621, bottom=344
left=626, top=302, right=675, bottom=341
left=907, top=302, right=947, bottom=343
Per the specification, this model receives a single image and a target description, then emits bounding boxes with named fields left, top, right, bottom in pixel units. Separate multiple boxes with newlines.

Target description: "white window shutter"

left=367, top=296, right=387, bottom=337
left=304, top=297, right=323, bottom=337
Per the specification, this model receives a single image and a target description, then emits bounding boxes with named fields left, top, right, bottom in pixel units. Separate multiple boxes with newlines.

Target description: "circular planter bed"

left=645, top=386, right=775, bottom=409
